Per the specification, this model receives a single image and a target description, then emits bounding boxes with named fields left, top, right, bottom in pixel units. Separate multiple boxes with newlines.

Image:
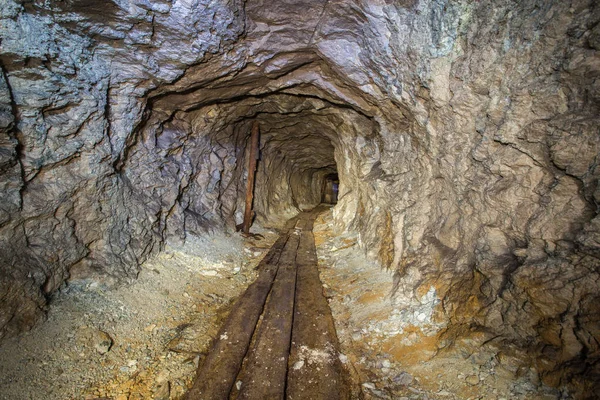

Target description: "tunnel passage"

left=321, top=173, right=339, bottom=204
left=132, top=66, right=383, bottom=233
left=1, top=0, right=599, bottom=398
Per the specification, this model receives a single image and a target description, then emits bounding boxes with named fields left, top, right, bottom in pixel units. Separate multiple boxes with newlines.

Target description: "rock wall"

left=0, top=0, right=246, bottom=339
left=0, top=0, right=599, bottom=394
left=369, top=0, right=600, bottom=391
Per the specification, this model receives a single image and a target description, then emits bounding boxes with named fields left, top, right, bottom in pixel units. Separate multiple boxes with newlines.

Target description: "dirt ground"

left=0, top=225, right=278, bottom=400
left=313, top=209, right=570, bottom=400
left=0, top=208, right=571, bottom=400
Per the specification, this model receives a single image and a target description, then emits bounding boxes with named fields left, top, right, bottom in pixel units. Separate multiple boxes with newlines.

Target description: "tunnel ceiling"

left=137, top=1, right=393, bottom=219
left=1, top=0, right=600, bottom=395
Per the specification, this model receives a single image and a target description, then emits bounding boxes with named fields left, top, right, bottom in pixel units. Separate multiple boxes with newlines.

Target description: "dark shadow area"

left=321, top=173, right=339, bottom=204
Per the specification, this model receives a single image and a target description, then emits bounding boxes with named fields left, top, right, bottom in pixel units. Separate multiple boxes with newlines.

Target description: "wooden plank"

left=234, top=232, right=301, bottom=400
left=242, top=121, right=260, bottom=234
left=186, top=207, right=349, bottom=400
left=185, top=233, right=290, bottom=400
left=286, top=226, right=349, bottom=400
left=294, top=219, right=306, bottom=231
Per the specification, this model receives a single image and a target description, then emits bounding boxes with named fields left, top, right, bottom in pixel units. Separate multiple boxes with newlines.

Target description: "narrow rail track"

left=185, top=207, right=349, bottom=400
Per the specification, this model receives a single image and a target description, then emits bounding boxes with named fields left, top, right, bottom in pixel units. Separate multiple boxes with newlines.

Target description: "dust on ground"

left=0, top=225, right=278, bottom=400
left=0, top=209, right=572, bottom=400
left=313, top=208, right=569, bottom=400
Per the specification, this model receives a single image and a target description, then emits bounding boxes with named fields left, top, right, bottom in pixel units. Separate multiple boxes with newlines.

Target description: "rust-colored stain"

left=357, top=288, right=387, bottom=304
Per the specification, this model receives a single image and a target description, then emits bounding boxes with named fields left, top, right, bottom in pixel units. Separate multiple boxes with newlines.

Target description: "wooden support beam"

left=242, top=121, right=260, bottom=235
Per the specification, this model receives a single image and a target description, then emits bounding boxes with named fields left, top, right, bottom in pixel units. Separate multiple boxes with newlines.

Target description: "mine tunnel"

left=1, top=0, right=600, bottom=399
left=321, top=173, right=339, bottom=205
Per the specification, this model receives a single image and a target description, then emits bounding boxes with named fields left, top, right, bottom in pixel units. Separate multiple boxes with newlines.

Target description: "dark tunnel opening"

left=138, top=87, right=377, bottom=231
left=321, top=173, right=339, bottom=204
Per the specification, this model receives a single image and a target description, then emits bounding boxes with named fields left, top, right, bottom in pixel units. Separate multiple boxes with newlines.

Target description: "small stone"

left=156, top=370, right=169, bottom=383
left=236, top=380, right=242, bottom=390
left=293, top=360, right=304, bottom=370
left=394, top=372, right=413, bottom=385
left=465, top=374, right=480, bottom=385
left=92, top=330, right=113, bottom=355
left=382, top=359, right=391, bottom=368
left=154, top=381, right=170, bottom=400
left=362, top=382, right=376, bottom=390
left=144, top=324, right=156, bottom=332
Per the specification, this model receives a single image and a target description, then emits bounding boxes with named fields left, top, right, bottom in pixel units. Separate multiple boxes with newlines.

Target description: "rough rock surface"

left=0, top=0, right=599, bottom=396
left=315, top=209, right=567, bottom=400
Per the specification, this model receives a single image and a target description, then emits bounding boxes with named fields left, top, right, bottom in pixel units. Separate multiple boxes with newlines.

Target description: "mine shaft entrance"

left=321, top=173, right=339, bottom=204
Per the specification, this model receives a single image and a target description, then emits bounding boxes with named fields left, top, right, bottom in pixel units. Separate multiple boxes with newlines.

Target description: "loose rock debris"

left=0, top=225, right=278, bottom=400
left=314, top=209, right=570, bottom=400
left=0, top=209, right=576, bottom=399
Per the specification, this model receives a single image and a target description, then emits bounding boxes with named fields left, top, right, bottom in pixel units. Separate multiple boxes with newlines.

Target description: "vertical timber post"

left=242, top=121, right=260, bottom=235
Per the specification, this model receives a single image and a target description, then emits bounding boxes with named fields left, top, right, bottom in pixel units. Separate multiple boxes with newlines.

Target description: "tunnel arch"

left=0, top=1, right=598, bottom=396
left=321, top=172, right=339, bottom=204
left=126, top=76, right=385, bottom=231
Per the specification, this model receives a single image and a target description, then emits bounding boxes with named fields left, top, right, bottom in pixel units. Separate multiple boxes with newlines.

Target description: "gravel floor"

left=0, top=210, right=571, bottom=400
left=313, top=209, right=569, bottom=400
left=0, top=225, right=278, bottom=400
